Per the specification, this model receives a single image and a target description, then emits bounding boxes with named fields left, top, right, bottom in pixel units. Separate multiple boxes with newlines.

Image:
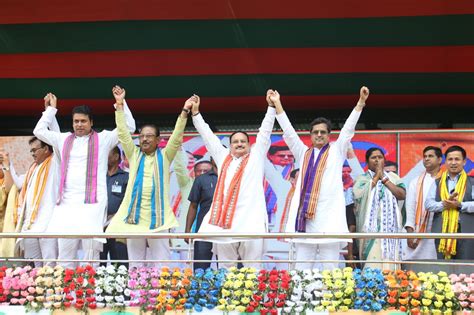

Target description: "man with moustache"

left=271, top=87, right=369, bottom=270
left=14, top=137, right=59, bottom=266
left=403, top=146, right=442, bottom=261
left=106, top=95, right=191, bottom=267
left=34, top=87, right=136, bottom=267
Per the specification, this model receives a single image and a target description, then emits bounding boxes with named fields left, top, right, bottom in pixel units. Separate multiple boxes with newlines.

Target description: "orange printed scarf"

left=208, top=154, right=250, bottom=229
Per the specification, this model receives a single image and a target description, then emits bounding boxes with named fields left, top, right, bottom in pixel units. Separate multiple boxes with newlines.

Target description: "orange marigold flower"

left=410, top=299, right=421, bottom=307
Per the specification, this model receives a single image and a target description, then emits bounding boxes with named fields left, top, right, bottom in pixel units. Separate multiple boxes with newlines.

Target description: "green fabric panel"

left=0, top=15, right=473, bottom=53
left=0, top=73, right=473, bottom=98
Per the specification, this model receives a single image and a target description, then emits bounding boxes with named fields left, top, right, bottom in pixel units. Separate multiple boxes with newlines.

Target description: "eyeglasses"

left=30, top=147, right=45, bottom=154
left=311, top=130, right=328, bottom=135
left=138, top=134, right=157, bottom=140
left=276, top=154, right=294, bottom=159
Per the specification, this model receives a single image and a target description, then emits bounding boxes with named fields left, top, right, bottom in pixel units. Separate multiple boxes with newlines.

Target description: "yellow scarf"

left=16, top=156, right=52, bottom=229
left=438, top=170, right=466, bottom=259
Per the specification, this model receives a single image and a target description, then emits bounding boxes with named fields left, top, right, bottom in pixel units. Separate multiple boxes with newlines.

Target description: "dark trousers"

left=100, top=238, right=129, bottom=268
left=193, top=241, right=213, bottom=271
left=435, top=222, right=474, bottom=260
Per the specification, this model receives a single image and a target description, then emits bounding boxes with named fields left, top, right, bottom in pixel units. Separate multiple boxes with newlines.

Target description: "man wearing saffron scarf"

left=34, top=87, right=136, bottom=267
left=191, top=93, right=276, bottom=269
left=271, top=87, right=369, bottom=270
left=14, top=137, right=59, bottom=267
left=353, top=148, right=406, bottom=270
left=106, top=95, right=191, bottom=267
left=425, top=145, right=474, bottom=260
left=0, top=151, right=14, bottom=232
left=403, top=146, right=442, bottom=261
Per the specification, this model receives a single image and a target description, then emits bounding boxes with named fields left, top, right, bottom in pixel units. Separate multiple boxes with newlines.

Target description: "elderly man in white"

left=190, top=92, right=276, bottom=269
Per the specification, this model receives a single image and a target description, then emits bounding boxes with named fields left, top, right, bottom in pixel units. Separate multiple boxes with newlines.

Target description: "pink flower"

left=18, top=298, right=26, bottom=305
left=27, top=287, right=35, bottom=294
left=10, top=298, right=19, bottom=304
left=128, top=279, right=137, bottom=288
left=459, top=293, right=468, bottom=301
left=465, top=277, right=473, bottom=283
left=26, top=295, right=35, bottom=302
left=460, top=301, right=469, bottom=308
left=469, top=294, right=474, bottom=302
left=11, top=291, right=20, bottom=297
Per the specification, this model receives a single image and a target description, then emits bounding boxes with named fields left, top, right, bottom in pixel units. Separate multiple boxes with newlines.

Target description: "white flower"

left=96, top=296, right=105, bottom=302
left=97, top=302, right=106, bottom=308
left=295, top=306, right=304, bottom=312
left=124, top=288, right=131, bottom=296
left=283, top=307, right=293, bottom=313
left=286, top=301, right=296, bottom=307
left=115, top=295, right=124, bottom=303
left=115, top=284, right=124, bottom=293
left=95, top=287, right=104, bottom=294
left=106, top=265, right=116, bottom=274
left=104, top=296, right=114, bottom=302
left=303, top=292, right=312, bottom=300
left=105, top=286, right=114, bottom=294
left=311, top=300, right=321, bottom=306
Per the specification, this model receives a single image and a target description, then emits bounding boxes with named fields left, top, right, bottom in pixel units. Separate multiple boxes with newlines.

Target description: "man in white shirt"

left=403, top=146, right=442, bottom=261
left=190, top=93, right=275, bottom=269
left=33, top=87, right=135, bottom=267
left=270, top=87, right=369, bottom=270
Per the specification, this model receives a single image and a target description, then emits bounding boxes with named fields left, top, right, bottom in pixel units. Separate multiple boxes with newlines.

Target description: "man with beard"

left=34, top=87, right=136, bottom=267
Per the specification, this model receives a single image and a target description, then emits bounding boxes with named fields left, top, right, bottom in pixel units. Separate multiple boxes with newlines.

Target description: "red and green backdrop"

left=1, top=0, right=474, bottom=116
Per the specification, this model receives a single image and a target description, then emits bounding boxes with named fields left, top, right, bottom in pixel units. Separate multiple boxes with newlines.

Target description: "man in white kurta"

left=271, top=87, right=369, bottom=270
left=14, top=137, right=59, bottom=266
left=12, top=96, right=61, bottom=266
left=191, top=94, right=275, bottom=269
left=403, top=146, right=442, bottom=261
left=33, top=89, right=135, bottom=268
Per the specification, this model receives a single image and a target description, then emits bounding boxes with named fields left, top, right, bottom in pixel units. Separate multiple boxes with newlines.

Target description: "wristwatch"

left=2, top=166, right=10, bottom=171
left=182, top=108, right=191, bottom=114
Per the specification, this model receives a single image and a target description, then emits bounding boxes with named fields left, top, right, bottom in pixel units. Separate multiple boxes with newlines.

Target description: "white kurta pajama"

left=16, top=157, right=60, bottom=267
left=277, top=109, right=361, bottom=270
left=192, top=107, right=275, bottom=268
left=403, top=173, right=437, bottom=260
left=33, top=103, right=135, bottom=268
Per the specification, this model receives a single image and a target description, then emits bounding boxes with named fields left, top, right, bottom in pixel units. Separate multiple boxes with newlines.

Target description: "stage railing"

left=1, top=232, right=473, bottom=268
